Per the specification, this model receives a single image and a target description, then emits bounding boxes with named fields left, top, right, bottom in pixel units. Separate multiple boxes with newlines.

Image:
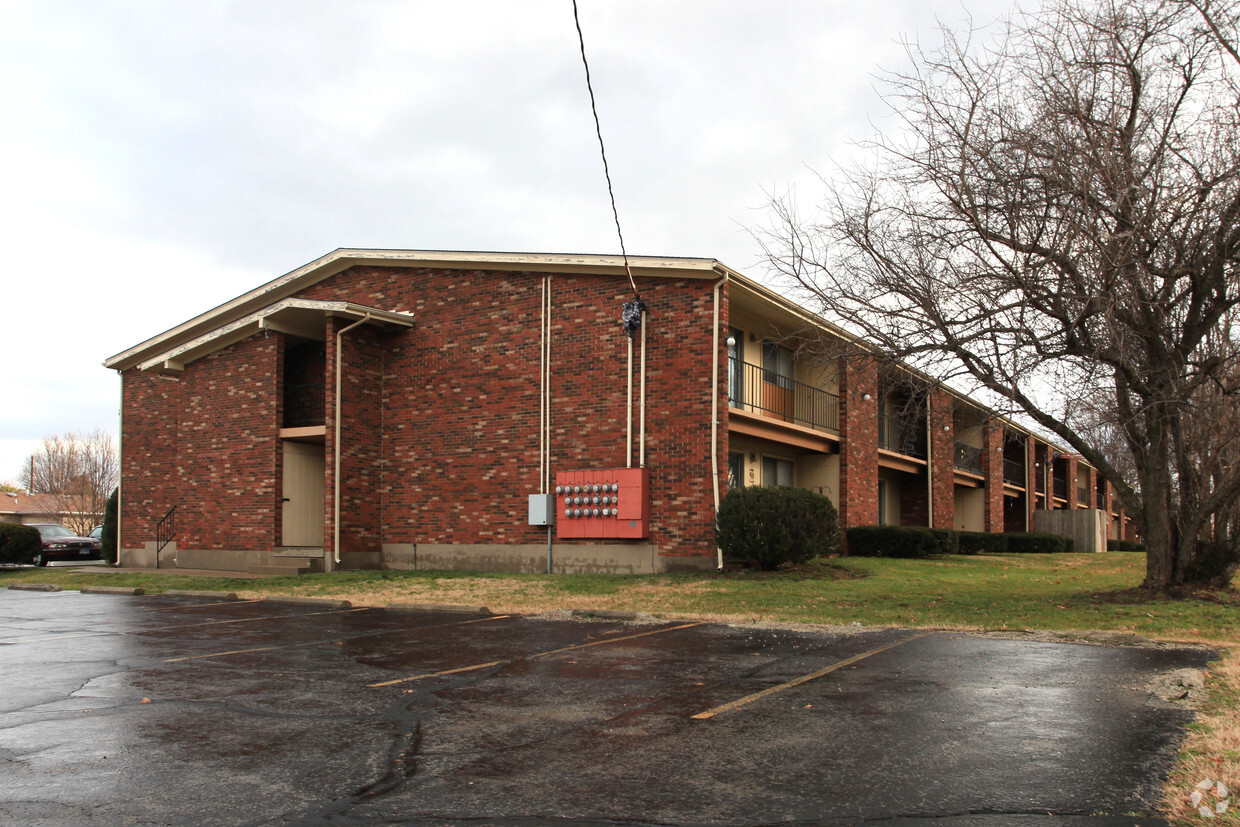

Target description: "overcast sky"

left=0, top=0, right=1022, bottom=484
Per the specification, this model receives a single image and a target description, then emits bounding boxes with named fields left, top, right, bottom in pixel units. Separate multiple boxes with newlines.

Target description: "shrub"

left=0, top=524, right=41, bottom=565
left=716, top=486, right=841, bottom=570
left=101, top=488, right=119, bottom=565
left=1106, top=539, right=1146, bottom=552
left=846, top=525, right=958, bottom=558
left=958, top=531, right=1009, bottom=555
left=1006, top=532, right=1074, bottom=554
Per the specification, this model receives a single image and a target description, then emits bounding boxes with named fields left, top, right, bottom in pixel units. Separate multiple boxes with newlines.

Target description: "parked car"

left=29, top=524, right=103, bottom=566
left=87, top=525, right=103, bottom=541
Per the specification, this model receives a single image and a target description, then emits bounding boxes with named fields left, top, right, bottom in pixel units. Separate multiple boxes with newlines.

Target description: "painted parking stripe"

left=165, top=614, right=514, bottom=662
left=690, top=631, right=933, bottom=720
left=370, top=622, right=705, bottom=688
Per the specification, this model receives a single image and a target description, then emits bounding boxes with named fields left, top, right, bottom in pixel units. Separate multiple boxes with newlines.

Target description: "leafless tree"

left=759, top=0, right=1240, bottom=588
left=19, top=429, right=118, bottom=535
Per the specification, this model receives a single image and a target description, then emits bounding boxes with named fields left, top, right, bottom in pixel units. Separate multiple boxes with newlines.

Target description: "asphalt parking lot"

left=0, top=589, right=1216, bottom=826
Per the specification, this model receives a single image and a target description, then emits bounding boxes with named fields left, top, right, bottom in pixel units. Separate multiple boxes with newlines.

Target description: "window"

left=728, top=452, right=744, bottom=490
left=878, top=480, right=888, bottom=525
left=727, top=327, right=744, bottom=406
left=762, top=456, right=794, bottom=487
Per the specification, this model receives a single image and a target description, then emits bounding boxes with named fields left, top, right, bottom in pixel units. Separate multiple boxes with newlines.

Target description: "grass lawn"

left=3, top=551, right=1236, bottom=824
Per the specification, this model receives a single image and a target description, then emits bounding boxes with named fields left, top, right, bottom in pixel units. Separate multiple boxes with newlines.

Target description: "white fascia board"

left=135, top=298, right=413, bottom=374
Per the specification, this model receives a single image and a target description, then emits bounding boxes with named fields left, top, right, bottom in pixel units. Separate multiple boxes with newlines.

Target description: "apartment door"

left=762, top=341, right=795, bottom=422
left=282, top=441, right=325, bottom=547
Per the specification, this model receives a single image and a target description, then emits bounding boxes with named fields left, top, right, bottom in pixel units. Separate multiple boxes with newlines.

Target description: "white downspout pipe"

left=116, top=370, right=124, bottom=568
left=926, top=395, right=934, bottom=529
left=333, top=313, right=371, bottom=566
left=627, top=336, right=634, bottom=468
left=639, top=309, right=648, bottom=467
left=710, top=274, right=728, bottom=570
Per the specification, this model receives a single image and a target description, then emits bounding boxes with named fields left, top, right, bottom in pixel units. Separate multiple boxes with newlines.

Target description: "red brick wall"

left=929, top=391, right=954, bottom=529
left=839, top=355, right=878, bottom=528
left=299, top=266, right=722, bottom=561
left=175, top=336, right=281, bottom=550
left=120, top=370, right=182, bottom=550
left=982, top=421, right=1004, bottom=531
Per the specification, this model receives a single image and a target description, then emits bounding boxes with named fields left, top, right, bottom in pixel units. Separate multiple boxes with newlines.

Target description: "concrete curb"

left=164, top=590, right=239, bottom=600
left=81, top=586, right=146, bottom=595
left=7, top=583, right=62, bottom=592
left=262, top=596, right=352, bottom=608
left=386, top=602, right=491, bottom=615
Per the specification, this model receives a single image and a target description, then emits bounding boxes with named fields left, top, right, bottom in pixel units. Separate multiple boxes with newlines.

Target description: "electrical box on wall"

left=554, top=467, right=649, bottom=539
left=528, top=494, right=556, bottom=526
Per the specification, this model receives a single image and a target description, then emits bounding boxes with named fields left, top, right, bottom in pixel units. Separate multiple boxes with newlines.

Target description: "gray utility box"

left=528, top=493, right=556, bottom=526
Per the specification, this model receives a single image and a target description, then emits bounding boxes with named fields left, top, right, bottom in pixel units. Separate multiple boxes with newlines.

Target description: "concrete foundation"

left=381, top=543, right=715, bottom=575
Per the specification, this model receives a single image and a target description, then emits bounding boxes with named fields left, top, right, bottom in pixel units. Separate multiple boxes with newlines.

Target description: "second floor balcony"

left=728, top=357, right=839, bottom=434
left=878, top=414, right=927, bottom=459
left=954, top=442, right=983, bottom=474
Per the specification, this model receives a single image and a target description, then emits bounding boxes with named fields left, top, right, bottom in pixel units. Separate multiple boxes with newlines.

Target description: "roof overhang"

left=134, top=298, right=414, bottom=376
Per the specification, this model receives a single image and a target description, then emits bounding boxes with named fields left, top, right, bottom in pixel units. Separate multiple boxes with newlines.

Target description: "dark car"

left=29, top=524, right=103, bottom=566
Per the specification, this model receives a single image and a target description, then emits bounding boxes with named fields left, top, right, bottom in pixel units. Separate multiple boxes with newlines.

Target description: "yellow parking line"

left=369, top=621, right=704, bottom=688
left=690, top=631, right=933, bottom=720
left=168, top=614, right=513, bottom=663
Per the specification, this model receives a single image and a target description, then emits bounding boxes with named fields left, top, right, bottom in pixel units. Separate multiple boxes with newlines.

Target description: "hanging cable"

left=571, top=0, right=640, bottom=302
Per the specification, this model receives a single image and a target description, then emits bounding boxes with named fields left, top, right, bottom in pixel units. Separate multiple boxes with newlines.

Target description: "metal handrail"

left=1003, top=458, right=1025, bottom=485
left=727, top=357, right=839, bottom=433
left=954, top=442, right=983, bottom=474
left=878, top=414, right=927, bottom=459
left=156, top=505, right=176, bottom=569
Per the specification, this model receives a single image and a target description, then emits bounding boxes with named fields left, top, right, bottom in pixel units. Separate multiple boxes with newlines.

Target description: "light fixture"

left=942, top=425, right=951, bottom=432
left=725, top=336, right=736, bottom=347
left=862, top=393, right=872, bottom=401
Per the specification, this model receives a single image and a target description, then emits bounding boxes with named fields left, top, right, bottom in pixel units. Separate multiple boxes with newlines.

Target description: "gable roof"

left=104, top=249, right=736, bottom=373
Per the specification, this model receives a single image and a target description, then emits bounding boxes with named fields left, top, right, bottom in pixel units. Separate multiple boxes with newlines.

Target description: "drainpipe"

left=333, top=313, right=371, bottom=567
left=926, top=395, right=934, bottom=529
left=116, top=370, right=124, bottom=568
left=710, top=274, right=729, bottom=570
left=639, top=309, right=648, bottom=467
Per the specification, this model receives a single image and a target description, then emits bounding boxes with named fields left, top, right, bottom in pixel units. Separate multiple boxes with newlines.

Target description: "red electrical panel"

left=554, top=467, right=649, bottom=539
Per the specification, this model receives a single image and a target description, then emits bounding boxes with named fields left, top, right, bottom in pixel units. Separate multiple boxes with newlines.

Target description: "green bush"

left=101, top=488, right=119, bottom=565
left=716, top=486, right=841, bottom=570
left=846, top=525, right=958, bottom=558
left=1106, top=539, right=1146, bottom=552
left=1006, top=532, right=1074, bottom=554
left=957, top=531, right=1010, bottom=555
left=0, top=523, right=41, bottom=565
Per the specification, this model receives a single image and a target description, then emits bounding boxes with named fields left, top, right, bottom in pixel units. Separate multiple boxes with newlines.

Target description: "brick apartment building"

left=105, top=250, right=1133, bottom=575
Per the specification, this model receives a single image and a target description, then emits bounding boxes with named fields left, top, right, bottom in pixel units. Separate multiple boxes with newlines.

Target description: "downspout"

left=543, top=275, right=554, bottom=574
left=116, top=370, right=124, bottom=568
left=710, top=274, right=729, bottom=571
left=639, top=308, right=648, bottom=467
left=926, top=395, right=934, bottom=529
left=333, top=313, right=372, bottom=567
left=626, top=336, right=634, bottom=468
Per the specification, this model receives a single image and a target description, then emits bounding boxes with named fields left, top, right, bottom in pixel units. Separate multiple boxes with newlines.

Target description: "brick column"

left=839, top=355, right=878, bottom=530
left=929, top=390, right=955, bottom=529
left=1067, top=457, right=1080, bottom=509
left=982, top=421, right=1004, bottom=532
left=1025, top=438, right=1039, bottom=529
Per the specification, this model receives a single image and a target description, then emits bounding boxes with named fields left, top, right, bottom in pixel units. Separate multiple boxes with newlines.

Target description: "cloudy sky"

left=0, top=0, right=1021, bottom=484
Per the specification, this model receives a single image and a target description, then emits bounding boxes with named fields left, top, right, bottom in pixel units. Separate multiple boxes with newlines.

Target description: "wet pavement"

left=0, top=589, right=1216, bottom=826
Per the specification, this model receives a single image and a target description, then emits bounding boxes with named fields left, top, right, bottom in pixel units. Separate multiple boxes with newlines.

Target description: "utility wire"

left=572, top=0, right=639, bottom=299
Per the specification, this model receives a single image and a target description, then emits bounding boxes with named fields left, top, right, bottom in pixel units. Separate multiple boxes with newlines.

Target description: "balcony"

left=878, top=414, right=927, bottom=459
left=1053, top=476, right=1068, bottom=499
left=728, top=357, right=839, bottom=434
left=954, top=442, right=983, bottom=474
left=284, top=382, right=325, bottom=428
left=1003, top=458, right=1025, bottom=486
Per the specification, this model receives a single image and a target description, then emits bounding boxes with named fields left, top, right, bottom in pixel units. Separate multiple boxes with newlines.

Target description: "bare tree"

left=19, top=429, right=118, bottom=535
left=759, top=0, right=1240, bottom=588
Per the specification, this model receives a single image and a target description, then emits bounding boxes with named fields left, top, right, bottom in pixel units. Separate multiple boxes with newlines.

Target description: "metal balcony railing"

left=1053, top=476, right=1068, bottom=499
left=284, top=382, right=325, bottom=428
left=727, top=357, right=839, bottom=433
left=1097, top=490, right=1106, bottom=509
left=878, top=414, right=927, bottom=459
left=1003, top=458, right=1025, bottom=485
left=954, top=442, right=983, bottom=474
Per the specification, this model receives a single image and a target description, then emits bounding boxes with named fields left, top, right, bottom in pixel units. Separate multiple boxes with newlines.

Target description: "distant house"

left=0, top=492, right=102, bottom=533
left=105, top=249, right=1134, bottom=575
